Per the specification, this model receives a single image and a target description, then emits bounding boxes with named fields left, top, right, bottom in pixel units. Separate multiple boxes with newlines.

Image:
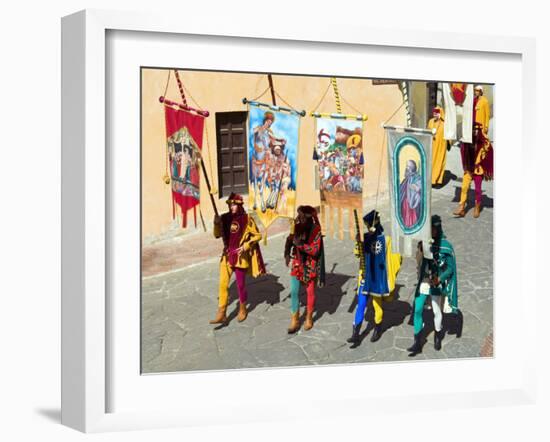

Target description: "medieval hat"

left=297, top=205, right=321, bottom=226
left=363, top=209, right=383, bottom=233
left=226, top=192, right=244, bottom=205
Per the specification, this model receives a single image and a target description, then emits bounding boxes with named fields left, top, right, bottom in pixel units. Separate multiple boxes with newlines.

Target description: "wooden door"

left=215, top=112, right=248, bottom=197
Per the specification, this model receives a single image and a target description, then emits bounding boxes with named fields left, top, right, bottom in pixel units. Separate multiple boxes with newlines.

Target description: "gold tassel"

left=263, top=228, right=268, bottom=245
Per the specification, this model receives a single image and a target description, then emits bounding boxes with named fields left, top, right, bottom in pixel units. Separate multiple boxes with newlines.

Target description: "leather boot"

left=304, top=309, right=314, bottom=330
left=453, top=203, right=465, bottom=217
left=434, top=329, right=443, bottom=351
left=407, top=332, right=423, bottom=355
left=237, top=302, right=248, bottom=322
left=287, top=311, right=300, bottom=334
left=209, top=306, right=228, bottom=324
left=346, top=324, right=361, bottom=344
left=473, top=202, right=481, bottom=218
left=370, top=323, right=383, bottom=342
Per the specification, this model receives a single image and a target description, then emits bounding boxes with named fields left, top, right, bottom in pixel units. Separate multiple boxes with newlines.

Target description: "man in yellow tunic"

left=428, top=106, right=447, bottom=186
left=209, top=193, right=266, bottom=325
left=474, top=85, right=490, bottom=135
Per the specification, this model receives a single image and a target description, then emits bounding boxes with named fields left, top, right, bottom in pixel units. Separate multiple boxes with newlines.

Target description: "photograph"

left=140, top=69, right=494, bottom=373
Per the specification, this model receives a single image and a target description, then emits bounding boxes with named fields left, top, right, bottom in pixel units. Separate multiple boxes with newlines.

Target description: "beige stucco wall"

left=141, top=69, right=407, bottom=242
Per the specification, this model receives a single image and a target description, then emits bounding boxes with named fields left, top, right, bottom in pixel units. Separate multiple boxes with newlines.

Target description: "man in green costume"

left=408, top=215, right=458, bottom=356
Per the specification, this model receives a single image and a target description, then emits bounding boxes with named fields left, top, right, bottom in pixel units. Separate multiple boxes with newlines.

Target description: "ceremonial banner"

left=385, top=127, right=432, bottom=257
left=165, top=106, right=205, bottom=228
left=247, top=104, right=300, bottom=228
left=315, top=118, right=364, bottom=209
left=442, top=82, right=474, bottom=143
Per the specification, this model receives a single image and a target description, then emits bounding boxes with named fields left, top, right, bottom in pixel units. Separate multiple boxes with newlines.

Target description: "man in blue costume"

left=347, top=210, right=401, bottom=346
left=408, top=215, right=458, bottom=356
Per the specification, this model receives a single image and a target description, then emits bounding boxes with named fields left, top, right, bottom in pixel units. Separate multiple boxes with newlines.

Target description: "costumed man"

left=347, top=210, right=401, bottom=345
left=407, top=215, right=458, bottom=356
left=428, top=106, right=447, bottom=186
left=210, top=193, right=266, bottom=325
left=474, top=85, right=490, bottom=136
left=452, top=122, right=494, bottom=218
left=284, top=205, right=325, bottom=333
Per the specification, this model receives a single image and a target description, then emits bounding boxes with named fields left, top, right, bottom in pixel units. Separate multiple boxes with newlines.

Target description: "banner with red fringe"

left=165, top=106, right=205, bottom=228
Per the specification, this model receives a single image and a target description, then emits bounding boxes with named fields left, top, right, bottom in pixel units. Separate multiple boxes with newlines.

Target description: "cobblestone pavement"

left=141, top=176, right=493, bottom=373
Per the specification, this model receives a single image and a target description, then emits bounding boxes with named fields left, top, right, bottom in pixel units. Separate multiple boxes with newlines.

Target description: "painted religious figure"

left=399, top=159, right=422, bottom=229
left=386, top=129, right=432, bottom=257
left=247, top=105, right=299, bottom=227
left=165, top=106, right=204, bottom=228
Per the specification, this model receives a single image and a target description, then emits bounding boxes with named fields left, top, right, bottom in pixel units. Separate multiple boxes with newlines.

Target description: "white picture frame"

left=61, top=9, right=537, bottom=433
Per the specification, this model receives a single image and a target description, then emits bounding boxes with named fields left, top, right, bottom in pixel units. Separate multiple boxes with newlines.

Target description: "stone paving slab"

left=142, top=178, right=494, bottom=373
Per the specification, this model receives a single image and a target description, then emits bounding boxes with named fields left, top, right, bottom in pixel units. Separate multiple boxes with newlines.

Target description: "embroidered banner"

left=385, top=127, right=432, bottom=257
left=247, top=104, right=300, bottom=228
left=442, top=83, right=474, bottom=143
left=165, top=106, right=204, bottom=228
left=314, top=118, right=364, bottom=210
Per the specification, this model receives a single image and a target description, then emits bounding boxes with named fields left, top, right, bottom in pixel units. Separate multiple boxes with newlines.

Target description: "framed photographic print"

left=61, top=9, right=537, bottom=433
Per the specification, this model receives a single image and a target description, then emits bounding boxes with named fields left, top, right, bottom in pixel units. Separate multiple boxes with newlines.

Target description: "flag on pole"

left=247, top=103, right=300, bottom=229
left=385, top=127, right=433, bottom=257
left=165, top=106, right=204, bottom=228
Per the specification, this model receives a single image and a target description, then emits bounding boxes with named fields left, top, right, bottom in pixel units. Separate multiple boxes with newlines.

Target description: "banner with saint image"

left=385, top=127, right=432, bottom=257
left=165, top=106, right=204, bottom=228
left=247, top=104, right=300, bottom=228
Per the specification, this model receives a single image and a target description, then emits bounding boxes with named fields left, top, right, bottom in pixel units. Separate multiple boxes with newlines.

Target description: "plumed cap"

left=226, top=192, right=244, bottom=205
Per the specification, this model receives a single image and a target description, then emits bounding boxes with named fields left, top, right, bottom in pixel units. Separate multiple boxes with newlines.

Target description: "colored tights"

left=413, top=294, right=444, bottom=335
left=218, top=262, right=248, bottom=307
left=289, top=275, right=315, bottom=313
left=354, top=280, right=393, bottom=326
left=460, top=172, right=483, bottom=205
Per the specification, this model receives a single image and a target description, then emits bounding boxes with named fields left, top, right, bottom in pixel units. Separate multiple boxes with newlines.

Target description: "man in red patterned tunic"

left=284, top=205, right=325, bottom=333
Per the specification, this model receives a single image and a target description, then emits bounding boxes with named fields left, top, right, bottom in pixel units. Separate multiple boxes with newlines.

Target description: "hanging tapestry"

left=386, top=127, right=432, bottom=257
left=165, top=106, right=204, bottom=228
left=314, top=118, right=364, bottom=210
left=442, top=83, right=474, bottom=143
left=247, top=104, right=300, bottom=228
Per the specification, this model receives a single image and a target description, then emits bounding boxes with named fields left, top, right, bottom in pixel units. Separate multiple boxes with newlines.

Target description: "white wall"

left=0, top=1, right=548, bottom=440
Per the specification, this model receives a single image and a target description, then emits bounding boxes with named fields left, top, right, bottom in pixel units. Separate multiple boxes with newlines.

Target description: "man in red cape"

left=453, top=122, right=494, bottom=218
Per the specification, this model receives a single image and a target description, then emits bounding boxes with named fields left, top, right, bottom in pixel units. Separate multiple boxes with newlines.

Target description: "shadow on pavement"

left=451, top=184, right=494, bottom=214
left=349, top=284, right=412, bottom=348
left=311, top=272, right=352, bottom=322
left=432, top=170, right=458, bottom=189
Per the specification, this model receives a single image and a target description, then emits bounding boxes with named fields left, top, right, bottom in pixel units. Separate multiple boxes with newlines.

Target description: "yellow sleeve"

left=242, top=217, right=262, bottom=251
left=482, top=99, right=490, bottom=133
left=385, top=237, right=402, bottom=292
left=476, top=97, right=490, bottom=133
